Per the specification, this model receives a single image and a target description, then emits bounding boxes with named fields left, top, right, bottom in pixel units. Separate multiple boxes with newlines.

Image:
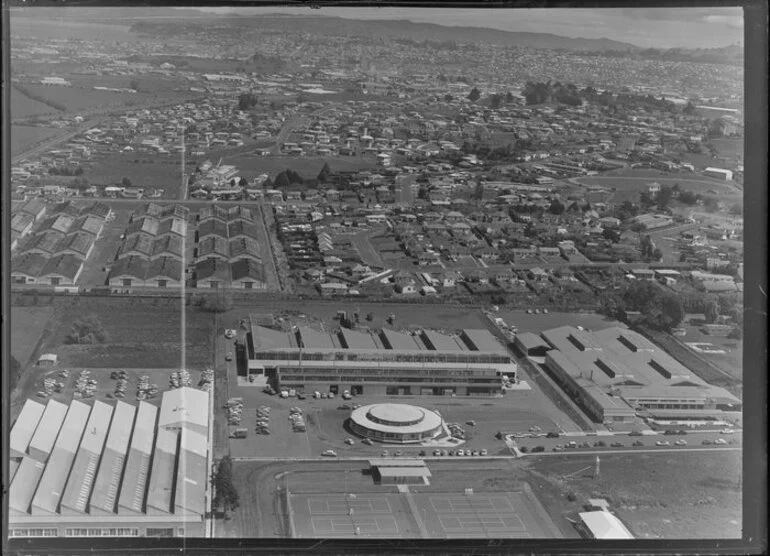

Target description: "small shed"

left=37, top=353, right=58, bottom=367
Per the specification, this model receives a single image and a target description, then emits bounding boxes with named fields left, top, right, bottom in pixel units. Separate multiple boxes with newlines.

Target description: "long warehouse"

left=8, top=387, right=210, bottom=539
left=246, top=318, right=518, bottom=397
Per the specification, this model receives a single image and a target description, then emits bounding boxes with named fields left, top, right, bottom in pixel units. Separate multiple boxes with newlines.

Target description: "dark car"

left=632, top=440, right=644, bottom=447
left=296, top=393, right=306, bottom=400
left=545, top=431, right=560, bottom=439
left=629, top=431, right=643, bottom=436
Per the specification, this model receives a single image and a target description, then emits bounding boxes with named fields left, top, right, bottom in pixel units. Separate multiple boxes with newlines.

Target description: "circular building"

left=349, top=403, right=444, bottom=444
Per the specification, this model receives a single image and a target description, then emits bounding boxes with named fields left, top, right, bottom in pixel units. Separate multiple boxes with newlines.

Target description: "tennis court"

left=414, top=490, right=561, bottom=538
left=291, top=493, right=418, bottom=538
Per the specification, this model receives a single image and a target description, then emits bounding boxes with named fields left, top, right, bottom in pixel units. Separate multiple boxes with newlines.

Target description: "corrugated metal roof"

left=59, top=448, right=100, bottom=513
left=146, top=430, right=178, bottom=513
left=132, top=401, right=159, bottom=454
left=380, top=329, right=421, bottom=351
left=89, top=448, right=127, bottom=514
left=27, top=399, right=68, bottom=459
left=104, top=401, right=137, bottom=454
left=10, top=399, right=46, bottom=456
left=339, top=327, right=378, bottom=350
left=461, top=328, right=506, bottom=353
left=53, top=400, right=91, bottom=451
left=297, top=325, right=336, bottom=349
left=158, top=387, right=209, bottom=432
left=116, top=447, right=152, bottom=514
left=79, top=400, right=113, bottom=454
left=420, top=330, right=463, bottom=351
left=180, top=428, right=208, bottom=458
left=9, top=456, right=46, bottom=513
left=31, top=448, right=77, bottom=514
left=174, top=450, right=207, bottom=515
left=251, top=324, right=295, bottom=349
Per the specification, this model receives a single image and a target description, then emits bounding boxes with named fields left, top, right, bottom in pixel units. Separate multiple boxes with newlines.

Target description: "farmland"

left=523, top=451, right=742, bottom=539
left=11, top=125, right=68, bottom=156
left=10, top=16, right=143, bottom=42
left=11, top=88, right=61, bottom=119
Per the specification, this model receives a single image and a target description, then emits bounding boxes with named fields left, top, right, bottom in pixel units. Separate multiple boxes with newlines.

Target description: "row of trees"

left=523, top=81, right=583, bottom=107
left=599, top=280, right=685, bottom=332
left=212, top=456, right=239, bottom=518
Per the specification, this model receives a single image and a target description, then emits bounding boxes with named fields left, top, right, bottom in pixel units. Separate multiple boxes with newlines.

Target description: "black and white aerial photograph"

left=2, top=1, right=766, bottom=554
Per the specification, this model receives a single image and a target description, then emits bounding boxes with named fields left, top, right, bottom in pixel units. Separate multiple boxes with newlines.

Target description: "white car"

left=321, top=450, right=338, bottom=457
left=714, top=438, right=728, bottom=445
left=674, top=439, right=687, bottom=446
left=456, top=449, right=464, bottom=456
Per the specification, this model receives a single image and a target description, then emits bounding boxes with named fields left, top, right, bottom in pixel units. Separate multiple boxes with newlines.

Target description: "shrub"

left=566, top=492, right=578, bottom=502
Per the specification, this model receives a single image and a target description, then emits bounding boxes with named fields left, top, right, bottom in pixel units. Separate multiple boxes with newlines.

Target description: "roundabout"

left=349, top=403, right=444, bottom=444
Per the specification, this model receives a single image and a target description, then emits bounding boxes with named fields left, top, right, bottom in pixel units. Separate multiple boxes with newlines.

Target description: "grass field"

left=10, top=16, right=143, bottom=42
left=39, top=297, right=215, bottom=369
left=84, top=153, right=186, bottom=193
left=11, top=125, right=68, bottom=156
left=11, top=88, right=61, bottom=119
left=10, top=306, right=55, bottom=366
left=214, top=154, right=380, bottom=179
left=523, top=451, right=741, bottom=539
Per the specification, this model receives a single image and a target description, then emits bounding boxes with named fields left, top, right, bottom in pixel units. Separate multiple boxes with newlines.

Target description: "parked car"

left=714, top=438, right=728, bottom=445
left=225, top=353, right=233, bottom=362
left=545, top=431, right=560, bottom=438
left=297, top=393, right=306, bottom=400
left=480, top=449, right=488, bottom=456
left=655, top=440, right=671, bottom=447
left=610, top=442, right=624, bottom=448
left=394, top=450, right=403, bottom=457
left=321, top=392, right=328, bottom=399
left=552, top=445, right=564, bottom=452
left=593, top=441, right=607, bottom=448
left=342, top=391, right=352, bottom=400
left=381, top=450, right=389, bottom=457
left=702, top=439, right=714, bottom=445
left=362, top=438, right=373, bottom=445
left=721, top=429, right=735, bottom=434
left=466, top=420, right=476, bottom=426
left=344, top=438, right=355, bottom=445
left=321, top=450, right=338, bottom=457
left=632, top=441, right=644, bottom=447
left=674, top=439, right=687, bottom=446
left=629, top=431, right=643, bottom=436
left=433, top=449, right=442, bottom=456
left=338, top=403, right=351, bottom=410
left=456, top=449, right=465, bottom=456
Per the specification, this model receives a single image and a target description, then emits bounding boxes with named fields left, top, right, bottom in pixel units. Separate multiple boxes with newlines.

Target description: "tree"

left=274, top=172, right=290, bottom=188
left=602, top=228, right=621, bottom=243
left=682, top=101, right=697, bottom=115
left=317, top=162, right=331, bottom=183
left=703, top=196, right=720, bottom=213
left=652, top=248, right=663, bottom=261
left=489, top=94, right=503, bottom=109
left=548, top=199, right=565, bottom=215
left=505, top=91, right=514, bottom=104
left=657, top=185, right=673, bottom=208
left=467, top=87, right=481, bottom=102
left=10, top=355, right=22, bottom=391
left=679, top=190, right=697, bottom=205
left=212, top=456, right=240, bottom=517
left=200, top=295, right=233, bottom=313
left=443, top=93, right=453, bottom=102
left=705, top=300, right=720, bottom=324
left=65, top=314, right=109, bottom=344
left=473, top=181, right=484, bottom=201
left=121, top=177, right=132, bottom=188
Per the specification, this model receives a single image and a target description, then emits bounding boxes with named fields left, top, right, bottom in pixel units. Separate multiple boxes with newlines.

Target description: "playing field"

left=289, top=489, right=561, bottom=539
left=290, top=493, right=419, bottom=538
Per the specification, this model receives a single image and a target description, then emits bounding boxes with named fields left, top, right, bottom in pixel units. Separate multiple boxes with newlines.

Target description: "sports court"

left=414, top=490, right=561, bottom=538
left=290, top=493, right=419, bottom=538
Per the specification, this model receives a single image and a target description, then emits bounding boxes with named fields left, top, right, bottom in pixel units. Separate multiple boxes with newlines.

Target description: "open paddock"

left=11, top=124, right=68, bottom=155
left=11, top=306, right=55, bottom=367
left=213, top=154, right=380, bottom=178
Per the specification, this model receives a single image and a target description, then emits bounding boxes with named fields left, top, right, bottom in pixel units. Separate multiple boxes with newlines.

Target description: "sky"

left=191, top=7, right=743, bottom=49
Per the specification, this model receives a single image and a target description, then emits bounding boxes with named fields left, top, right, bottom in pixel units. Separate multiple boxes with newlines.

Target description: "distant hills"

left=11, top=8, right=742, bottom=63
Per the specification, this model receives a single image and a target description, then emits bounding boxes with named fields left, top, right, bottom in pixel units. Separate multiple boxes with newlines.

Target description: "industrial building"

left=539, top=325, right=741, bottom=424
left=246, top=319, right=517, bottom=396
left=8, top=388, right=210, bottom=538
left=350, top=404, right=444, bottom=444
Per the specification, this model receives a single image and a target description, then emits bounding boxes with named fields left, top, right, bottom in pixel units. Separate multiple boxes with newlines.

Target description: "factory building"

left=540, top=325, right=741, bottom=424
left=246, top=318, right=517, bottom=396
left=8, top=388, right=209, bottom=539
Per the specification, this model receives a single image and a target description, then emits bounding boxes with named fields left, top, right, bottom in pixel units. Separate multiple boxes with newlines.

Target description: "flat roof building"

left=541, top=325, right=741, bottom=423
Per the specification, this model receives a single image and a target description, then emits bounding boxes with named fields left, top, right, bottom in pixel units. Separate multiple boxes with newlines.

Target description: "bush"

left=566, top=492, right=578, bottom=502
left=519, top=446, right=529, bottom=453
left=531, top=446, right=545, bottom=453
left=65, top=314, right=109, bottom=344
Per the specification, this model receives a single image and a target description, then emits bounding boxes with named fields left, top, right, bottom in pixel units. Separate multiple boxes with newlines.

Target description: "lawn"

left=522, top=451, right=742, bottom=539
left=42, top=297, right=215, bottom=369
left=10, top=306, right=55, bottom=366
left=11, top=125, right=68, bottom=156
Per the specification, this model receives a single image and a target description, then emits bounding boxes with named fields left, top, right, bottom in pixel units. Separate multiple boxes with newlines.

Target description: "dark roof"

left=195, top=257, right=231, bottom=282
left=12, top=252, right=48, bottom=277
left=50, top=200, right=82, bottom=218
left=133, top=203, right=164, bottom=219
left=18, top=198, right=46, bottom=217
left=198, top=235, right=229, bottom=259
left=151, top=235, right=184, bottom=259
left=82, top=201, right=111, bottom=219
left=11, top=213, right=35, bottom=233
left=198, top=218, right=228, bottom=239
left=160, top=204, right=190, bottom=221
left=229, top=237, right=261, bottom=261
left=24, top=230, right=63, bottom=254
left=156, top=217, right=186, bottom=237
left=119, top=233, right=154, bottom=258
left=39, top=214, right=76, bottom=234
left=230, top=258, right=265, bottom=282
left=147, top=256, right=183, bottom=281
left=40, top=254, right=83, bottom=279
left=297, top=326, right=336, bottom=349
left=110, top=255, right=149, bottom=279
left=127, top=216, right=160, bottom=237
left=227, top=219, right=259, bottom=239
left=198, top=205, right=228, bottom=222
left=380, top=329, right=421, bottom=350
left=55, top=232, right=94, bottom=257
left=227, top=206, right=253, bottom=222
left=70, top=214, right=103, bottom=236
